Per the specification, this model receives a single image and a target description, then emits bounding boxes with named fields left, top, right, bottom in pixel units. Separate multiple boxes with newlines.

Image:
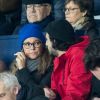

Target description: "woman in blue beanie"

left=10, top=23, right=53, bottom=100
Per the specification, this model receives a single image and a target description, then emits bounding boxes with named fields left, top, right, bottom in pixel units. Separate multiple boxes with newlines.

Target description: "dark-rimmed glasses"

left=64, top=8, right=79, bottom=13
left=23, top=41, right=41, bottom=49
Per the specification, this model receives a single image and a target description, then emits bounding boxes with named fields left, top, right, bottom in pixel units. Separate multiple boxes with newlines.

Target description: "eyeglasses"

left=27, top=4, right=48, bottom=9
left=23, top=41, right=41, bottom=49
left=64, top=8, right=79, bottom=13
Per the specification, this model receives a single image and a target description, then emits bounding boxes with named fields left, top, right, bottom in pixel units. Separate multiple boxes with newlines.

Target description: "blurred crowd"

left=0, top=0, right=100, bottom=100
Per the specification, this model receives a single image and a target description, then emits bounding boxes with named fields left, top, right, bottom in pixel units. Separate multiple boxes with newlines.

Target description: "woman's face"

left=65, top=1, right=86, bottom=25
left=46, top=33, right=58, bottom=56
left=23, top=37, right=43, bottom=59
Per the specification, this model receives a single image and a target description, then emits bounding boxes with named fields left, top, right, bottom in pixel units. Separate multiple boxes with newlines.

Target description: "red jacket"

left=51, top=36, right=92, bottom=100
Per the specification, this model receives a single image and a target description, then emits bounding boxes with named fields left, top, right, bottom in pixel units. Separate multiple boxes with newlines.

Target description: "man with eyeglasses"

left=23, top=0, right=53, bottom=29
left=13, top=0, right=54, bottom=34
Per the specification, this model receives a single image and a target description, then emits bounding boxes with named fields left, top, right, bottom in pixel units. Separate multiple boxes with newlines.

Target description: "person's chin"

left=65, top=17, right=69, bottom=21
left=29, top=20, right=37, bottom=23
left=48, top=49, right=57, bottom=56
left=65, top=18, right=71, bottom=23
left=47, top=48, right=52, bottom=54
left=29, top=55, right=38, bottom=59
left=28, top=19, right=38, bottom=23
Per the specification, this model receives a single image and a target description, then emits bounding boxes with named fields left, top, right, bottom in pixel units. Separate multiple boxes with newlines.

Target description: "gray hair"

left=0, top=71, right=21, bottom=90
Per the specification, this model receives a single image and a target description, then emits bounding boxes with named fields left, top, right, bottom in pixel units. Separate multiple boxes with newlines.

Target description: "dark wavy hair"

left=84, top=38, right=100, bottom=71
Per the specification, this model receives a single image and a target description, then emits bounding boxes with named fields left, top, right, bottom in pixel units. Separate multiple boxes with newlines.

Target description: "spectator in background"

left=52, top=0, right=65, bottom=20
left=94, top=0, right=100, bottom=15
left=20, top=0, right=54, bottom=30
left=45, top=19, right=92, bottom=100
left=84, top=38, right=100, bottom=100
left=0, top=72, right=21, bottom=100
left=0, top=0, right=21, bottom=35
left=65, top=0, right=99, bottom=40
left=11, top=24, right=53, bottom=100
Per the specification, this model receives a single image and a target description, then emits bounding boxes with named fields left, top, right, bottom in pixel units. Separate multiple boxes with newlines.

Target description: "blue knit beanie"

left=18, top=23, right=46, bottom=49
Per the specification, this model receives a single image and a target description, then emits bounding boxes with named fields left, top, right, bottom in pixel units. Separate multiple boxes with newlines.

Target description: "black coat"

left=89, top=76, right=100, bottom=99
left=16, top=65, right=53, bottom=100
left=13, top=14, right=54, bottom=34
left=75, top=20, right=100, bottom=41
left=83, top=20, right=99, bottom=40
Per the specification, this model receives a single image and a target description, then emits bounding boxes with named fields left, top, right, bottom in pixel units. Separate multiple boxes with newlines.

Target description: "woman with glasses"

left=10, top=24, right=53, bottom=100
left=65, top=0, right=99, bottom=40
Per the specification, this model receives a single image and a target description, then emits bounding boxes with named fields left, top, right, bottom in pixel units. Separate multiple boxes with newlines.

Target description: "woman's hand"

left=14, top=52, right=26, bottom=70
left=43, top=87, right=56, bottom=100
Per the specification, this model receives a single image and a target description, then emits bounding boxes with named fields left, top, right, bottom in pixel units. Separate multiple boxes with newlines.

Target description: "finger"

left=16, top=55, right=26, bottom=65
left=19, top=52, right=26, bottom=60
left=16, top=58, right=25, bottom=69
left=50, top=96, right=56, bottom=100
left=14, top=52, right=21, bottom=56
left=49, top=93, right=56, bottom=99
left=15, top=52, right=26, bottom=60
left=17, top=56, right=25, bottom=64
left=16, top=57, right=21, bottom=63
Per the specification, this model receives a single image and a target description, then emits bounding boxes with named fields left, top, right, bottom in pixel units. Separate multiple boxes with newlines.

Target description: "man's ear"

left=46, top=4, right=51, bottom=16
left=12, top=86, right=19, bottom=95
left=82, top=10, right=87, bottom=17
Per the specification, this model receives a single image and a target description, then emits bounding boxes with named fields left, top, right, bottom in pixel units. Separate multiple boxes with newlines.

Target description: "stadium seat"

left=0, top=35, right=20, bottom=66
left=94, top=0, right=100, bottom=15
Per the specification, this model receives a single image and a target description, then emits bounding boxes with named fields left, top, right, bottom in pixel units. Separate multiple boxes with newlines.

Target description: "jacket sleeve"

left=63, top=50, right=92, bottom=100
left=16, top=68, right=44, bottom=99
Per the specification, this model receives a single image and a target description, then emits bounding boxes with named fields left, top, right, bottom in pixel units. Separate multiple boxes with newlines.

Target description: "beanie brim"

left=45, top=20, right=75, bottom=44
